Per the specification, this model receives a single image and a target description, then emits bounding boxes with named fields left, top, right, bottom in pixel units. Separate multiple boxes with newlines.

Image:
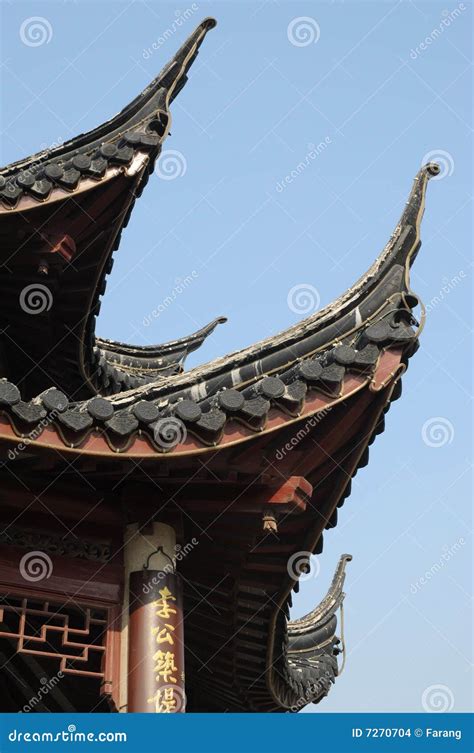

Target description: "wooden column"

left=128, top=570, right=184, bottom=712
left=120, top=522, right=185, bottom=713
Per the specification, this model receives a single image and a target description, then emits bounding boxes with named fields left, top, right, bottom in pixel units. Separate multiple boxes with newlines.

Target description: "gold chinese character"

left=153, top=650, right=178, bottom=684
left=154, top=586, right=177, bottom=619
left=152, top=623, right=175, bottom=646
left=147, top=686, right=177, bottom=713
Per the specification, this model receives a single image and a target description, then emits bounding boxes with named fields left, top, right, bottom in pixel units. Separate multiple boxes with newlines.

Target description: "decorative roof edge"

left=287, top=553, right=352, bottom=637
left=0, top=19, right=216, bottom=208
left=85, top=163, right=438, bottom=406
left=0, top=345, right=407, bottom=459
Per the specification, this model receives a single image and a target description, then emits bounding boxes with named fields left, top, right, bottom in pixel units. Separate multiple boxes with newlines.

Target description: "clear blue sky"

left=1, top=0, right=472, bottom=713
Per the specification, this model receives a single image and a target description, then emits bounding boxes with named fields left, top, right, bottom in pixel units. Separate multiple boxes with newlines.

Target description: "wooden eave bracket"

left=260, top=476, right=312, bottom=533
left=260, top=476, right=312, bottom=513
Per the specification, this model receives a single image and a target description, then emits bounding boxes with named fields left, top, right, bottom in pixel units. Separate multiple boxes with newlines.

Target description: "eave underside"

left=180, top=379, right=399, bottom=711
left=0, top=362, right=403, bottom=712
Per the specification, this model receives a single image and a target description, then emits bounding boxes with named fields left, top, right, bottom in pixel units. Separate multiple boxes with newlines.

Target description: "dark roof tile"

left=195, top=408, right=226, bottom=434
left=332, top=344, right=357, bottom=365
left=58, top=168, right=81, bottom=189
left=132, top=400, right=160, bottom=424
left=58, top=410, right=93, bottom=432
left=44, top=164, right=64, bottom=180
left=105, top=412, right=139, bottom=436
left=0, top=381, right=21, bottom=406
left=241, top=396, right=270, bottom=420
left=174, top=399, right=201, bottom=423
left=30, top=179, right=53, bottom=199
left=17, top=171, right=36, bottom=188
left=218, top=389, right=245, bottom=413
left=87, top=397, right=114, bottom=421
left=72, top=154, right=92, bottom=171
left=100, top=143, right=118, bottom=158
left=284, top=380, right=307, bottom=403
left=40, top=388, right=68, bottom=413
left=258, top=376, right=285, bottom=400
left=11, top=400, right=47, bottom=423
left=354, top=344, right=379, bottom=368
left=298, top=359, right=323, bottom=382
left=112, top=146, right=133, bottom=165
left=89, top=157, right=108, bottom=177
left=319, top=364, right=345, bottom=390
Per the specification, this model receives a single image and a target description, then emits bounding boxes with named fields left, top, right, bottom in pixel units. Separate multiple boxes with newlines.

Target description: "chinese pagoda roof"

left=0, top=160, right=437, bottom=456
left=0, top=18, right=220, bottom=400
left=0, top=19, right=439, bottom=713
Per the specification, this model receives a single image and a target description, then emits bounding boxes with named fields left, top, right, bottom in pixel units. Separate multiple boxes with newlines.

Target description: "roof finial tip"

left=425, top=162, right=441, bottom=177
left=202, top=17, right=217, bottom=30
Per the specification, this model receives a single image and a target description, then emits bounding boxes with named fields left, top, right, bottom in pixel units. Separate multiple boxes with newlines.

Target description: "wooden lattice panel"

left=0, top=596, right=108, bottom=679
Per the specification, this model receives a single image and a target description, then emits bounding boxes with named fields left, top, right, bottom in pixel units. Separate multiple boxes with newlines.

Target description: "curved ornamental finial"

left=388, top=162, right=440, bottom=270
left=287, top=553, right=352, bottom=637
left=267, top=555, right=353, bottom=710
left=0, top=18, right=217, bottom=206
